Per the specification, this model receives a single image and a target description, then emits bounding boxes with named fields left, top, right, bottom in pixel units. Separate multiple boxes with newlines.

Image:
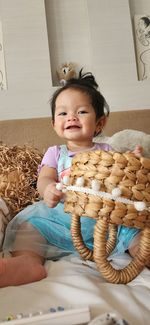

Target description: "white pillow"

left=95, top=129, right=150, bottom=157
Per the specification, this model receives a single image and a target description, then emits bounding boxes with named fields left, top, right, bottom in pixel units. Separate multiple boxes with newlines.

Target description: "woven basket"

left=64, top=150, right=150, bottom=284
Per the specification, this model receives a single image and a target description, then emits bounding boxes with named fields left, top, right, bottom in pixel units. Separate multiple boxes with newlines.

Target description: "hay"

left=0, top=144, right=42, bottom=215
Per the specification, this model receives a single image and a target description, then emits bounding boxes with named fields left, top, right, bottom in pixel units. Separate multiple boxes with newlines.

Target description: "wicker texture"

left=64, top=150, right=150, bottom=284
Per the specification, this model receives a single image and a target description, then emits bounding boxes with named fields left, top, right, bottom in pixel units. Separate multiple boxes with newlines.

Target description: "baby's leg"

left=0, top=222, right=47, bottom=287
left=129, top=233, right=150, bottom=268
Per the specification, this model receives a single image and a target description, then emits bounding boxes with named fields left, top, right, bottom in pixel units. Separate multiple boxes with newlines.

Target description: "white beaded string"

left=56, top=180, right=150, bottom=212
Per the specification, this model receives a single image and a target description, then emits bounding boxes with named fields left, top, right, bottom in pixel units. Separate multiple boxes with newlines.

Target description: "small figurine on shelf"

left=56, top=62, right=77, bottom=86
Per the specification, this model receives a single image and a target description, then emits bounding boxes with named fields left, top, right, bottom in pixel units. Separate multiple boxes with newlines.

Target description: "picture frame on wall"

left=134, top=15, right=150, bottom=81
left=0, top=20, right=7, bottom=90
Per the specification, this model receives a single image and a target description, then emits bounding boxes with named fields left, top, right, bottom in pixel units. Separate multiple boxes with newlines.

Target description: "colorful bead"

left=38, top=311, right=43, bottom=315
left=49, top=307, right=56, bottom=313
left=57, top=306, right=65, bottom=311
left=6, top=314, right=14, bottom=321
left=16, top=313, right=23, bottom=319
left=2, top=306, right=65, bottom=322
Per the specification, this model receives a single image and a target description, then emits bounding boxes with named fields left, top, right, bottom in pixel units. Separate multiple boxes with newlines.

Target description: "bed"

left=0, top=109, right=150, bottom=325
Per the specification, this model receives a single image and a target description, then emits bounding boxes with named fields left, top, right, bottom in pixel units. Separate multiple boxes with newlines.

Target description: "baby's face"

left=53, top=88, right=98, bottom=146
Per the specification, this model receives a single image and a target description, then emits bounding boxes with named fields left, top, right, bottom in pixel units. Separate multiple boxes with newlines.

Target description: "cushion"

left=95, top=129, right=150, bottom=158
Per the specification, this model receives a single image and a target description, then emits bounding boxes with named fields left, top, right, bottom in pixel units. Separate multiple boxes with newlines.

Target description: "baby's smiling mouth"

left=66, top=125, right=81, bottom=130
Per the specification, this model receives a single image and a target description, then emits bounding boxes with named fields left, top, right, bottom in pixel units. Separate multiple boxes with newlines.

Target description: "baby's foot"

left=0, top=255, right=47, bottom=287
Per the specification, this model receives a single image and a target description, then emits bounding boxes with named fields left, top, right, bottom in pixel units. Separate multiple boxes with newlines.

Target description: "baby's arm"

left=37, top=165, right=63, bottom=208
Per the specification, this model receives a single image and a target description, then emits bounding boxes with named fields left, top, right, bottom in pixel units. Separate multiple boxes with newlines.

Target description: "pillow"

left=0, top=144, right=42, bottom=249
left=95, top=129, right=150, bottom=158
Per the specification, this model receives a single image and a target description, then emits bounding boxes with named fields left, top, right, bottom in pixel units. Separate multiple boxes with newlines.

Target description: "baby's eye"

left=58, top=112, right=67, bottom=116
left=78, top=110, right=88, bottom=114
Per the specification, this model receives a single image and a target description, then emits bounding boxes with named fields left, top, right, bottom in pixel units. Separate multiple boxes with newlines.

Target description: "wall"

left=0, top=0, right=52, bottom=120
left=0, top=0, right=150, bottom=121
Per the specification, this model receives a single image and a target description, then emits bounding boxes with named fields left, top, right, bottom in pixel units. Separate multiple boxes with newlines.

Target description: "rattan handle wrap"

left=71, top=215, right=117, bottom=260
left=94, top=219, right=150, bottom=284
left=71, top=214, right=93, bottom=260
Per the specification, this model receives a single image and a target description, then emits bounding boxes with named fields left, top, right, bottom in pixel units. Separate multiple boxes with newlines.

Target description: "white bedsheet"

left=0, top=254, right=150, bottom=325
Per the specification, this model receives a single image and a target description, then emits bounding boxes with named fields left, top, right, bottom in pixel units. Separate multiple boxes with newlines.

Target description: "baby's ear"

left=95, top=116, right=107, bottom=135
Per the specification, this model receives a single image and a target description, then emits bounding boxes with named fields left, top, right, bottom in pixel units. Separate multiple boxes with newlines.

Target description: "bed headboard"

left=104, top=109, right=150, bottom=135
left=0, top=109, right=149, bottom=152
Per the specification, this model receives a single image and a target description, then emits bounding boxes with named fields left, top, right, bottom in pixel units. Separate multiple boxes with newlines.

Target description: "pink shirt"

left=40, top=143, right=112, bottom=171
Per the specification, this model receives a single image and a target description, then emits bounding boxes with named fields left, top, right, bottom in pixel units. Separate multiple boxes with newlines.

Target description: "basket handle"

left=94, top=219, right=150, bottom=284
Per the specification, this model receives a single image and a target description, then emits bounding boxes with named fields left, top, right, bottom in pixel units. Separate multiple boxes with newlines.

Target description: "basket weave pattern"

left=64, top=150, right=150, bottom=284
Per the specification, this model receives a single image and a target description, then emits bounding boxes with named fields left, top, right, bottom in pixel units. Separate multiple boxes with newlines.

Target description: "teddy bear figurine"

left=56, top=62, right=77, bottom=86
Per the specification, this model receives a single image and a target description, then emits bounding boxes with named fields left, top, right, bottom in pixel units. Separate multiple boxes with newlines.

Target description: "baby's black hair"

left=51, top=69, right=110, bottom=122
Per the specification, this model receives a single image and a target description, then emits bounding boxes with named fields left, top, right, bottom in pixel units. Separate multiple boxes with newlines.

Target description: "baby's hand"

left=43, top=182, right=63, bottom=208
left=132, top=144, right=143, bottom=157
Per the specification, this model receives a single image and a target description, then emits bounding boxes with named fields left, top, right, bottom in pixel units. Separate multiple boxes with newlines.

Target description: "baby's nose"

left=68, top=114, right=78, bottom=121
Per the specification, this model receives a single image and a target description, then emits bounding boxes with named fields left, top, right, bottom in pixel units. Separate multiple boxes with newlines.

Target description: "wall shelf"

left=44, top=0, right=91, bottom=86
